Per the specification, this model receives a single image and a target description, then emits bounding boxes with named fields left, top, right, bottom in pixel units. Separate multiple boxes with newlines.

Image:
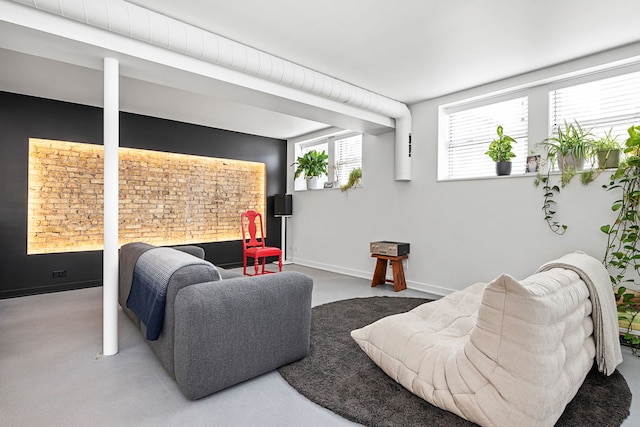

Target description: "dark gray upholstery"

left=174, top=272, right=313, bottom=400
left=171, top=245, right=205, bottom=259
left=218, top=268, right=243, bottom=280
left=145, top=262, right=222, bottom=377
left=119, top=242, right=155, bottom=328
left=118, top=242, right=313, bottom=400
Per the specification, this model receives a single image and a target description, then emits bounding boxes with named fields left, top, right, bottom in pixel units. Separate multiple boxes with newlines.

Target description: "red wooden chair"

left=241, top=210, right=282, bottom=276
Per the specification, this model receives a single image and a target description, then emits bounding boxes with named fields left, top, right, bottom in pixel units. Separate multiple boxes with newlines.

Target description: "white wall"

left=288, top=47, right=637, bottom=296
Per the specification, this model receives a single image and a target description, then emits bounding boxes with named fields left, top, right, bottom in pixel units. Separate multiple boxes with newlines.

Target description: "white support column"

left=103, top=57, right=119, bottom=356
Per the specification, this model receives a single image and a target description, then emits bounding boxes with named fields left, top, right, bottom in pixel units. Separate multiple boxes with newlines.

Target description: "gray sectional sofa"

left=118, top=242, right=313, bottom=400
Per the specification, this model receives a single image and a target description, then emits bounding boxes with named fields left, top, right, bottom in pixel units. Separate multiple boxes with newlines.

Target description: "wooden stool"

left=371, top=254, right=407, bottom=292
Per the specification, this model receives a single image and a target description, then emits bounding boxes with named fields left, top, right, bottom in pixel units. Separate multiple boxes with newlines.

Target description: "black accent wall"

left=0, top=91, right=287, bottom=299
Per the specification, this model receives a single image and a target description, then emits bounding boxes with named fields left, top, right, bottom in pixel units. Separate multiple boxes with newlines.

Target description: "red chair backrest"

left=241, top=210, right=265, bottom=250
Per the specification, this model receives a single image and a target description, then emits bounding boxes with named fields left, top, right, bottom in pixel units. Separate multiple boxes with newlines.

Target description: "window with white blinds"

left=335, top=134, right=362, bottom=186
left=551, top=70, right=640, bottom=142
left=294, top=133, right=362, bottom=190
left=443, top=96, right=528, bottom=180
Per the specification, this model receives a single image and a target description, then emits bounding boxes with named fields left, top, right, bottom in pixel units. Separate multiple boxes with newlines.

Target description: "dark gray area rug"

left=278, top=296, right=632, bottom=427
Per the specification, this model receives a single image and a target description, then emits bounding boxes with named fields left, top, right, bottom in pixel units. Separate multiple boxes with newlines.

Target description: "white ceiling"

left=3, top=0, right=640, bottom=139
left=130, top=0, right=640, bottom=103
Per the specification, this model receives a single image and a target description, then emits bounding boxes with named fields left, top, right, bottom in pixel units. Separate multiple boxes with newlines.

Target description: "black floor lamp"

left=274, top=194, right=293, bottom=265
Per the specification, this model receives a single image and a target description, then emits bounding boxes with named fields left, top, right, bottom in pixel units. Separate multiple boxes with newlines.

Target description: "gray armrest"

left=170, top=245, right=205, bottom=259
left=173, top=271, right=313, bottom=400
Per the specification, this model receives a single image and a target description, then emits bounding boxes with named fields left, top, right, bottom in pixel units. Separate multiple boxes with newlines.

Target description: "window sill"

left=294, top=184, right=364, bottom=192
left=437, top=172, right=539, bottom=183
left=438, top=167, right=617, bottom=183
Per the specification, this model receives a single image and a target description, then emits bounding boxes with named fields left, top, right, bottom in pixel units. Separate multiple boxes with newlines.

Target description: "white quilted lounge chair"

left=351, top=252, right=622, bottom=427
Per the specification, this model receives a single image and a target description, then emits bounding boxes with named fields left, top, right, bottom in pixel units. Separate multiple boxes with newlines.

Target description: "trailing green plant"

left=534, top=167, right=567, bottom=235
left=485, top=125, right=517, bottom=162
left=601, top=125, right=640, bottom=281
left=580, top=168, right=598, bottom=185
left=540, top=120, right=594, bottom=184
left=578, top=129, right=622, bottom=184
left=340, top=167, right=362, bottom=192
left=293, top=150, right=328, bottom=179
left=594, top=128, right=622, bottom=152
left=601, top=125, right=640, bottom=355
left=594, top=128, right=622, bottom=169
left=541, top=120, right=594, bottom=160
left=536, top=120, right=596, bottom=234
left=560, top=166, right=578, bottom=187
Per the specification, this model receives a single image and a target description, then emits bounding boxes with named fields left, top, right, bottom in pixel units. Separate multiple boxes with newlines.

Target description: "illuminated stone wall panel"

left=27, top=138, right=266, bottom=254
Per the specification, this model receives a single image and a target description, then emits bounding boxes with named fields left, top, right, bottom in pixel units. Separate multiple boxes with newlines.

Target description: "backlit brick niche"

left=27, top=138, right=266, bottom=254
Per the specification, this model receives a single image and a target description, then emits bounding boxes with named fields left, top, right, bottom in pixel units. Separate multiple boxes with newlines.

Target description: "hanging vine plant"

left=601, top=124, right=640, bottom=353
left=340, top=167, right=362, bottom=193
left=534, top=168, right=567, bottom=235
left=601, top=125, right=640, bottom=281
left=534, top=120, right=596, bottom=235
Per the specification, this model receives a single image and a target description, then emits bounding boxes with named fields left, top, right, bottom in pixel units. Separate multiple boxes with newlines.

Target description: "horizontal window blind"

left=335, top=134, right=362, bottom=185
left=295, top=134, right=363, bottom=190
left=445, top=96, right=528, bottom=179
left=551, top=70, right=640, bottom=142
left=301, top=142, right=328, bottom=157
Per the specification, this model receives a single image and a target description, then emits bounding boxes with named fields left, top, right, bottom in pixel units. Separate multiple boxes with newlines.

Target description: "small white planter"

left=306, top=176, right=322, bottom=190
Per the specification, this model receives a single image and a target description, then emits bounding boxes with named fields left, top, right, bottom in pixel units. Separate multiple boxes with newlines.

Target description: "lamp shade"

left=274, top=194, right=293, bottom=216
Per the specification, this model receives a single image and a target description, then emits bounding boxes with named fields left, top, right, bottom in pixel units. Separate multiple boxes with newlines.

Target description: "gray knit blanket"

left=126, top=247, right=215, bottom=340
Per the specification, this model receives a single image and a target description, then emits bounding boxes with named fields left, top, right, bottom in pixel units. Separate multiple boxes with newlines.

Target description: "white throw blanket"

left=536, top=251, right=623, bottom=375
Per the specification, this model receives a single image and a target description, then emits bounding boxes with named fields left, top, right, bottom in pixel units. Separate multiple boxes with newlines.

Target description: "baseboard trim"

left=292, top=257, right=455, bottom=298
left=0, top=279, right=102, bottom=299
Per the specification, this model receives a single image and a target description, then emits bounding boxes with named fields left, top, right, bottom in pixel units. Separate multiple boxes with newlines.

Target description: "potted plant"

left=594, top=128, right=621, bottom=169
left=340, top=167, right=362, bottom=192
left=540, top=120, right=594, bottom=179
left=535, top=120, right=595, bottom=235
left=601, top=124, right=640, bottom=354
left=485, top=125, right=517, bottom=176
left=293, top=150, right=328, bottom=190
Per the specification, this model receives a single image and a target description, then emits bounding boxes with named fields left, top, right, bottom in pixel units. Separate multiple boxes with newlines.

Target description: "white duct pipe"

left=12, top=0, right=411, bottom=180
left=395, top=114, right=412, bottom=181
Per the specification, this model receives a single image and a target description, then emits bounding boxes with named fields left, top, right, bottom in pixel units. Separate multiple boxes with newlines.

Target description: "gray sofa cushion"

left=173, top=271, right=313, bottom=400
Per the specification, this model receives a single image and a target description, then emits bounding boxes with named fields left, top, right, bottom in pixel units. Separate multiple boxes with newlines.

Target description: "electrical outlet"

left=403, top=258, right=408, bottom=271
left=52, top=270, right=67, bottom=279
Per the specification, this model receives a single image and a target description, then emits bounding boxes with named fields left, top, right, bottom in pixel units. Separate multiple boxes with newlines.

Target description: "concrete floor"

left=1, top=264, right=637, bottom=426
